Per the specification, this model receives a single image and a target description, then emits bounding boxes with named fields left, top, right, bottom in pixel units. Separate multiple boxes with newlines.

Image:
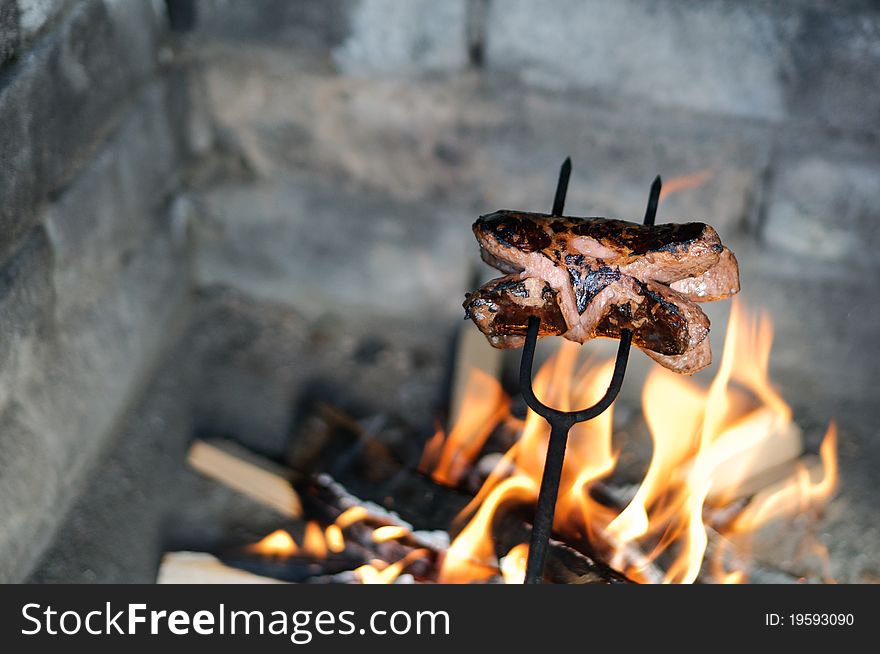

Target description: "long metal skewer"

left=521, top=160, right=662, bottom=584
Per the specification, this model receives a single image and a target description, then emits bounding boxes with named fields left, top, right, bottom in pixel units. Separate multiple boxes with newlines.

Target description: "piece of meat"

left=644, top=336, right=712, bottom=375
left=670, top=247, right=740, bottom=302
left=465, top=274, right=710, bottom=372
left=590, top=278, right=710, bottom=357
left=474, top=211, right=724, bottom=284
left=464, top=276, right=566, bottom=348
left=464, top=209, right=740, bottom=375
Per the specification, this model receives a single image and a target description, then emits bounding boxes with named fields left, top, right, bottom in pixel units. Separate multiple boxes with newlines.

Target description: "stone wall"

left=190, top=0, right=879, bottom=312
left=0, top=0, right=200, bottom=581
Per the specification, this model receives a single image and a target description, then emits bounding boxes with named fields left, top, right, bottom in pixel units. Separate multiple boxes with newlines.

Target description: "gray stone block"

left=0, top=228, right=54, bottom=413
left=0, top=402, right=62, bottom=582
left=0, top=228, right=57, bottom=582
left=334, top=0, right=468, bottom=75
left=0, top=0, right=19, bottom=64
left=37, top=0, right=162, bottom=185
left=46, top=81, right=183, bottom=316
left=0, top=224, right=190, bottom=581
left=195, top=0, right=353, bottom=49
left=0, top=0, right=163, bottom=262
left=43, top=226, right=189, bottom=481
left=201, top=43, right=767, bottom=240
left=484, top=0, right=795, bottom=120
left=482, top=0, right=880, bottom=133
left=762, top=152, right=880, bottom=265
left=467, top=81, right=768, bottom=238
left=193, top=173, right=473, bottom=321
left=784, top=6, right=880, bottom=135
left=163, top=63, right=214, bottom=160
left=17, top=0, right=65, bottom=40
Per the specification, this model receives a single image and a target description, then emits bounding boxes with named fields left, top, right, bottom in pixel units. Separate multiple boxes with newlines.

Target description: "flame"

left=372, top=525, right=410, bottom=543
left=729, top=423, right=837, bottom=533
left=325, top=525, right=346, bottom=553
left=247, top=529, right=298, bottom=557
left=421, top=368, right=509, bottom=485
left=303, top=522, right=328, bottom=559
left=419, top=428, right=446, bottom=474
left=428, top=299, right=839, bottom=583
left=439, top=476, right=538, bottom=583
left=355, top=549, right=429, bottom=584
left=659, top=169, right=715, bottom=202
left=500, top=544, right=529, bottom=584
left=245, top=521, right=345, bottom=559
left=335, top=506, right=369, bottom=528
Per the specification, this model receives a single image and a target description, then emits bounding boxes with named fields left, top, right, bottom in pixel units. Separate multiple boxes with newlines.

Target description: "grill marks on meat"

left=592, top=279, right=709, bottom=356
left=466, top=275, right=708, bottom=357
left=464, top=210, right=741, bottom=375
left=464, top=277, right=566, bottom=348
left=563, top=255, right=621, bottom=314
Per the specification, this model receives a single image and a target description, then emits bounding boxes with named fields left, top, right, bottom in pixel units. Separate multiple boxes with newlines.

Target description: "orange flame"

left=247, top=521, right=342, bottom=560
left=303, top=522, right=328, bottom=559
left=659, top=169, right=715, bottom=202
left=247, top=529, right=298, bottom=557
left=335, top=506, right=369, bottom=529
left=730, top=423, right=837, bottom=534
left=355, top=549, right=429, bottom=584
left=430, top=299, right=838, bottom=583
left=421, top=369, right=509, bottom=485
left=500, top=544, right=529, bottom=584
left=325, top=525, right=346, bottom=553
left=372, top=525, right=410, bottom=543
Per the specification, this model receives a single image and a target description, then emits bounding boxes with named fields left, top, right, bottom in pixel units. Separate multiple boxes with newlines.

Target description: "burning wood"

left=424, top=300, right=838, bottom=584
left=180, top=439, right=631, bottom=583
left=176, top=297, right=838, bottom=585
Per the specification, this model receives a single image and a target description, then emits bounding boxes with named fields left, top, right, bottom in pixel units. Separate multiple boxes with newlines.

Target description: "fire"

left=500, top=544, right=529, bottom=584
left=659, top=169, right=715, bottom=202
left=420, top=368, right=509, bottom=485
left=244, top=507, right=433, bottom=583
left=248, top=529, right=298, bottom=557
left=303, top=522, right=328, bottom=559
left=429, top=300, right=838, bottom=583
left=355, top=549, right=430, bottom=584
left=372, top=525, right=410, bottom=543
left=325, top=525, right=346, bottom=553
left=248, top=519, right=351, bottom=560
left=335, top=506, right=369, bottom=528
left=729, top=423, right=838, bottom=533
left=439, top=476, right=537, bottom=582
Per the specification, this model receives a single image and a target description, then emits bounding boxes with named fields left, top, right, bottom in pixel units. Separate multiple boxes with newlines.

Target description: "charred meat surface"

left=465, top=276, right=567, bottom=348
left=591, top=278, right=709, bottom=356
left=475, top=210, right=724, bottom=283
left=465, top=211, right=740, bottom=374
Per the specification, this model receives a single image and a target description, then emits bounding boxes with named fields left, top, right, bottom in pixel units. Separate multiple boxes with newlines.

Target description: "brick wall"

left=0, top=0, right=200, bottom=581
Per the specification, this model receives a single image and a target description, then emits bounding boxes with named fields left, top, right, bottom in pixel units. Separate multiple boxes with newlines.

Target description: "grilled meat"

left=465, top=210, right=740, bottom=374
left=669, top=246, right=740, bottom=302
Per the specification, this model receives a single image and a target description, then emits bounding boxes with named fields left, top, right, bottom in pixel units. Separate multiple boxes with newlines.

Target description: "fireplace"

left=2, top=0, right=878, bottom=584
